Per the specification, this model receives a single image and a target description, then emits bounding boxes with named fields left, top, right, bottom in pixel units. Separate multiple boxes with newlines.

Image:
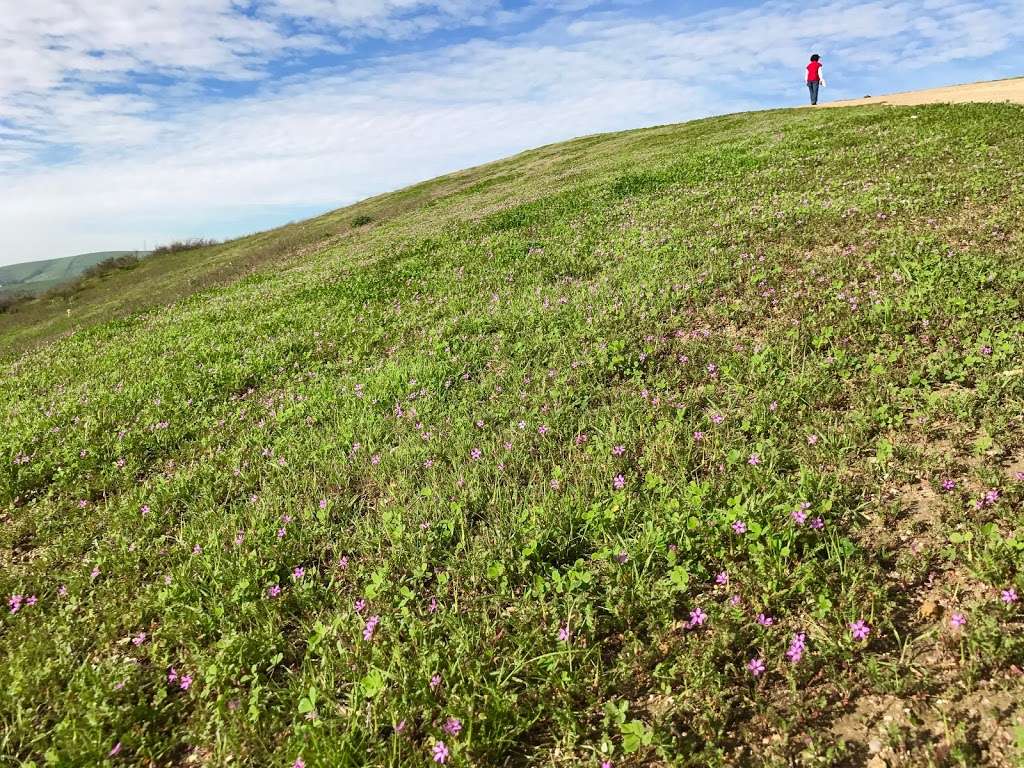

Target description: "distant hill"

left=0, top=251, right=149, bottom=297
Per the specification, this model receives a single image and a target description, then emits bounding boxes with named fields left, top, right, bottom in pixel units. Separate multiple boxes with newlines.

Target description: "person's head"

left=810, top=54, right=821, bottom=62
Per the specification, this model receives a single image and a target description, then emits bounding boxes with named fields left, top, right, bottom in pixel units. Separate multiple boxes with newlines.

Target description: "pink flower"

left=747, top=657, right=765, bottom=676
left=470, top=448, right=482, bottom=460
left=614, top=551, right=629, bottom=564
left=293, top=759, right=305, bottom=768
left=132, top=632, right=147, bottom=646
left=292, top=566, right=305, bottom=581
left=849, top=620, right=870, bottom=641
left=430, top=674, right=442, bottom=691
left=538, top=425, right=549, bottom=435
left=786, top=632, right=807, bottom=663
left=715, top=571, right=729, bottom=586
left=140, top=505, right=150, bottom=516
left=941, top=478, right=957, bottom=492
left=756, top=613, right=774, bottom=627
left=807, top=434, right=819, bottom=445
left=611, top=445, right=626, bottom=456
left=179, top=675, right=193, bottom=690
left=319, top=499, right=327, bottom=509
left=267, top=585, right=282, bottom=598
left=612, top=474, right=626, bottom=490
left=747, top=453, right=761, bottom=466
left=354, top=598, right=366, bottom=613
left=950, top=612, right=966, bottom=629
left=693, top=431, right=705, bottom=442
left=710, top=413, right=724, bottom=425
left=432, top=741, right=449, bottom=764
left=729, top=594, right=742, bottom=606
left=689, top=608, right=707, bottom=627
left=1001, top=588, right=1018, bottom=604
left=109, top=742, right=122, bottom=757
left=810, top=517, right=824, bottom=530
left=443, top=717, right=462, bottom=736
left=731, top=520, right=747, bottom=534
left=363, top=615, right=380, bottom=641
left=8, top=594, right=23, bottom=614
left=557, top=624, right=571, bottom=642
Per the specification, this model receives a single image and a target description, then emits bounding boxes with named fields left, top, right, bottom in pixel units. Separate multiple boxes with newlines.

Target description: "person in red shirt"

left=806, top=54, right=826, bottom=105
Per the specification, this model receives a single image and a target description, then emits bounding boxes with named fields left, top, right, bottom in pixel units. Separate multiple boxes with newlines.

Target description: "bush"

left=152, top=239, right=219, bottom=257
left=82, top=255, right=140, bottom=280
left=0, top=292, right=28, bottom=314
left=350, top=214, right=374, bottom=228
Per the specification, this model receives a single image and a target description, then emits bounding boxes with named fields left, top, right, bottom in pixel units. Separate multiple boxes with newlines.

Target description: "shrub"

left=350, top=214, right=374, bottom=227
left=0, top=292, right=28, bottom=314
left=81, top=255, right=140, bottom=280
left=152, top=239, right=219, bottom=257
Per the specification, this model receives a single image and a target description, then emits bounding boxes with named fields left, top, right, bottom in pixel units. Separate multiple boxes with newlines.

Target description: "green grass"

left=2, top=103, right=1024, bottom=767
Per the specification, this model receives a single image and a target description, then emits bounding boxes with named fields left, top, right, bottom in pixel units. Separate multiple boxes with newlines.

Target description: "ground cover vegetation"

left=1, top=103, right=1023, bottom=767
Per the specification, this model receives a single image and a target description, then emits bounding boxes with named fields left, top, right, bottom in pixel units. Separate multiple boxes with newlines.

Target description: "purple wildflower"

left=747, top=657, right=765, bottom=676
left=786, top=633, right=807, bottom=663
left=443, top=717, right=462, bottom=736
left=432, top=741, right=449, bottom=764
left=363, top=615, right=380, bottom=641
left=849, top=620, right=871, bottom=641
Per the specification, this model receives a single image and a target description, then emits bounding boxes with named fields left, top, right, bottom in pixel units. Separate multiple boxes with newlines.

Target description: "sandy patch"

left=820, top=77, right=1024, bottom=109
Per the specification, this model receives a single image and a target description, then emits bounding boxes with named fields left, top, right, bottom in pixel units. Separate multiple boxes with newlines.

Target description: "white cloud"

left=1, top=0, right=1023, bottom=263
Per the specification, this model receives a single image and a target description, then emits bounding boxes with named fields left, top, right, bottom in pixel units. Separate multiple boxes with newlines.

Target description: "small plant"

left=351, top=214, right=374, bottom=227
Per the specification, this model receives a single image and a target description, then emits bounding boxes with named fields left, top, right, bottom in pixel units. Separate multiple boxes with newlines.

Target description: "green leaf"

left=360, top=669, right=386, bottom=699
left=486, top=561, right=506, bottom=580
left=620, top=719, right=653, bottom=753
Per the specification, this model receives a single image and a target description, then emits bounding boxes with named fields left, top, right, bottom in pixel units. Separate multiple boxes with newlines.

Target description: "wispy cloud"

left=1, top=0, right=1022, bottom=263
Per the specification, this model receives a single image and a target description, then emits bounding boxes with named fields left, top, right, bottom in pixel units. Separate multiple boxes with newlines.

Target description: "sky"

left=2, top=0, right=1024, bottom=266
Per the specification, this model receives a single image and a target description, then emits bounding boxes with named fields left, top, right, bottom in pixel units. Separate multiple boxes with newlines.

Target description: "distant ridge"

left=0, top=251, right=150, bottom=297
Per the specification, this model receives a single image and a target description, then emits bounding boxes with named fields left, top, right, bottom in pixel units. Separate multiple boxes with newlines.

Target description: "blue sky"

left=2, top=0, right=1023, bottom=266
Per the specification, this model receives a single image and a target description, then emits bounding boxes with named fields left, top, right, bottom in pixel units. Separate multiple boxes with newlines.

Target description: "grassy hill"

left=0, top=251, right=149, bottom=299
left=2, top=103, right=1023, bottom=767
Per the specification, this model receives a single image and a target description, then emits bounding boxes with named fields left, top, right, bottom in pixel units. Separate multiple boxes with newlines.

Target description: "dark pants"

left=807, top=80, right=820, bottom=105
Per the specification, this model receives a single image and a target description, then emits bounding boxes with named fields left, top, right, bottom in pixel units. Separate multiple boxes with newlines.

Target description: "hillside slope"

left=2, top=104, right=1024, bottom=767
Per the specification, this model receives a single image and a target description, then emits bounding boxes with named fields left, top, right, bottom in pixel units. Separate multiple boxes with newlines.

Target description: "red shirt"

left=807, top=61, right=822, bottom=82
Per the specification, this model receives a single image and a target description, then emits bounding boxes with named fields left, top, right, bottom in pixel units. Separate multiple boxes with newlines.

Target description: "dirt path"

left=821, top=77, right=1024, bottom=108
